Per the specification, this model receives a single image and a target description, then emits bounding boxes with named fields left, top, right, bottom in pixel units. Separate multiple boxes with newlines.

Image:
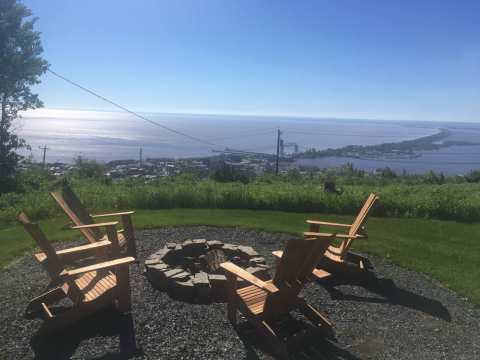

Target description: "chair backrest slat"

left=265, top=235, right=333, bottom=316
left=17, top=212, right=65, bottom=278
left=18, top=212, right=85, bottom=302
left=50, top=183, right=102, bottom=243
left=348, top=193, right=378, bottom=237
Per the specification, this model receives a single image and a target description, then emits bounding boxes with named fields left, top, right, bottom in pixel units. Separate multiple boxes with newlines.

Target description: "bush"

left=70, top=157, right=106, bottom=178
left=466, top=170, right=480, bottom=183
left=2, top=171, right=480, bottom=226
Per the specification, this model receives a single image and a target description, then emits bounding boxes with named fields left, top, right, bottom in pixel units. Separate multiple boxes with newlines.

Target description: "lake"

left=16, top=109, right=480, bottom=174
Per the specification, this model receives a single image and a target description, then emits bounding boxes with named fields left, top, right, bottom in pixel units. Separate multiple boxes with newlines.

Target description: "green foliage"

left=465, top=170, right=480, bottom=183
left=3, top=174, right=480, bottom=227
left=210, top=161, right=253, bottom=183
left=423, top=170, right=445, bottom=185
left=70, top=156, right=106, bottom=179
left=0, top=0, right=49, bottom=193
left=378, top=167, right=397, bottom=179
left=15, top=165, right=51, bottom=192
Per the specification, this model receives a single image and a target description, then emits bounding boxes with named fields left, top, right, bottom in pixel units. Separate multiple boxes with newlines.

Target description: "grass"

left=1, top=208, right=479, bottom=306
left=3, top=176, right=480, bottom=226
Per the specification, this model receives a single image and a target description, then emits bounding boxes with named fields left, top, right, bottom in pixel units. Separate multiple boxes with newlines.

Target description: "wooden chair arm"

left=71, top=221, right=118, bottom=230
left=65, top=256, right=136, bottom=277
left=220, top=262, right=279, bottom=293
left=272, top=250, right=283, bottom=259
left=90, top=211, right=135, bottom=218
left=306, top=220, right=351, bottom=228
left=55, top=239, right=112, bottom=257
left=303, top=231, right=336, bottom=238
left=304, top=231, right=366, bottom=240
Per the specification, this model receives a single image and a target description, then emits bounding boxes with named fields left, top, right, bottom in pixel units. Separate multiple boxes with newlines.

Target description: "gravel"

left=0, top=226, right=479, bottom=359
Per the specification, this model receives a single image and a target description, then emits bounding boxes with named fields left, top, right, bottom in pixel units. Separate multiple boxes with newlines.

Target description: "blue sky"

left=25, top=0, right=480, bottom=122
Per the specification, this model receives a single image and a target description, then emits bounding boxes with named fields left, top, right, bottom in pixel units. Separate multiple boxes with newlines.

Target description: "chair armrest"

left=66, top=256, right=136, bottom=277
left=90, top=211, right=135, bottom=218
left=220, top=262, right=279, bottom=293
left=304, top=231, right=366, bottom=240
left=56, top=239, right=112, bottom=257
left=272, top=250, right=283, bottom=259
left=306, top=220, right=351, bottom=228
left=303, top=231, right=336, bottom=238
left=71, top=221, right=118, bottom=230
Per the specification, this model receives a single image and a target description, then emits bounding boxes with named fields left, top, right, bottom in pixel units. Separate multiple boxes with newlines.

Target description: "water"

left=15, top=109, right=480, bottom=174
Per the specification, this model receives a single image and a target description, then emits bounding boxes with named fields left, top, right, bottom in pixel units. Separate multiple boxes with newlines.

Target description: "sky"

left=24, top=0, right=480, bottom=122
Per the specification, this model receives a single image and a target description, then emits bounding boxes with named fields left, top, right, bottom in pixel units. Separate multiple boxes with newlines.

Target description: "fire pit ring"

left=144, top=239, right=270, bottom=303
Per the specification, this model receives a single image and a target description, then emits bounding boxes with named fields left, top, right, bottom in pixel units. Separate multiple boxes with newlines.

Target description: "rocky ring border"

left=144, top=239, right=271, bottom=303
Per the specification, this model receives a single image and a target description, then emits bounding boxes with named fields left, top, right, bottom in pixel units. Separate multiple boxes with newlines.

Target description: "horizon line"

left=20, top=107, right=472, bottom=124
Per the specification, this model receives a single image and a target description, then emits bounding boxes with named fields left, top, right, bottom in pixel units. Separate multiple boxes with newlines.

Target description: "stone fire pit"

left=144, top=239, right=270, bottom=302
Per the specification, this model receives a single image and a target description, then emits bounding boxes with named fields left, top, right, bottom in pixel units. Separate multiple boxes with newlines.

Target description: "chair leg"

left=121, top=214, right=137, bottom=258
left=254, top=319, right=289, bottom=360
left=227, top=300, right=238, bottom=325
left=297, top=299, right=332, bottom=329
left=225, top=273, right=238, bottom=325
left=115, top=266, right=132, bottom=313
left=26, top=287, right=66, bottom=317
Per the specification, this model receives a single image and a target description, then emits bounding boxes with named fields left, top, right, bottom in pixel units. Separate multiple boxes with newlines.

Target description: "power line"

left=47, top=69, right=221, bottom=148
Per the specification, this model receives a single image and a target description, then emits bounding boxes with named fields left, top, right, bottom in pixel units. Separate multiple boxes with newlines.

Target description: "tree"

left=71, top=156, right=106, bottom=178
left=0, top=0, right=48, bottom=192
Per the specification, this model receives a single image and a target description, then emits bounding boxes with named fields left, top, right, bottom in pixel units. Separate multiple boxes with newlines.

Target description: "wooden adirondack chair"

left=220, top=234, right=335, bottom=360
left=50, top=182, right=137, bottom=258
left=304, top=193, right=379, bottom=277
left=18, top=212, right=135, bottom=333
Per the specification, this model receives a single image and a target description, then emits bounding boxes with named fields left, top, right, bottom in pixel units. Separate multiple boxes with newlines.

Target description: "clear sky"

left=24, top=0, right=480, bottom=122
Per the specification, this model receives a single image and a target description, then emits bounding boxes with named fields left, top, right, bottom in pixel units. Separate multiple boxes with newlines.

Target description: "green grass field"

left=2, top=208, right=479, bottom=306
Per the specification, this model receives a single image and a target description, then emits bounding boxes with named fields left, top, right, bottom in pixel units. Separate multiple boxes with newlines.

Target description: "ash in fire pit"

left=145, top=239, right=270, bottom=303
left=204, top=249, right=227, bottom=273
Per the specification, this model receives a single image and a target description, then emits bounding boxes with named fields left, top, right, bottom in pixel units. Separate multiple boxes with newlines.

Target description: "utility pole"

left=38, top=145, right=49, bottom=167
left=275, top=129, right=281, bottom=175
left=139, top=147, right=143, bottom=168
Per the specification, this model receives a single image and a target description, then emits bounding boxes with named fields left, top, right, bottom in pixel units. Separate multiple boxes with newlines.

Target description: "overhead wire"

left=47, top=69, right=221, bottom=148
left=44, top=69, right=480, bottom=166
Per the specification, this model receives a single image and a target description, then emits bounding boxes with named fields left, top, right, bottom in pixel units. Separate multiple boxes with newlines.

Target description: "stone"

left=164, top=268, right=185, bottom=279
left=222, top=243, right=239, bottom=256
left=256, top=263, right=270, bottom=270
left=193, top=271, right=210, bottom=285
left=249, top=257, right=266, bottom=265
left=146, top=266, right=169, bottom=288
left=238, top=245, right=259, bottom=258
left=145, top=257, right=161, bottom=266
left=148, top=262, right=169, bottom=271
left=183, top=239, right=207, bottom=256
left=182, top=239, right=193, bottom=247
left=193, top=262, right=203, bottom=272
left=144, top=241, right=270, bottom=303
left=163, top=246, right=182, bottom=263
left=193, top=271, right=211, bottom=302
left=171, top=279, right=195, bottom=302
left=208, top=274, right=227, bottom=301
left=153, top=248, right=171, bottom=260
left=246, top=266, right=271, bottom=281
left=170, top=271, right=191, bottom=281
left=207, top=240, right=224, bottom=249
left=208, top=273, right=227, bottom=283
left=192, top=238, right=207, bottom=245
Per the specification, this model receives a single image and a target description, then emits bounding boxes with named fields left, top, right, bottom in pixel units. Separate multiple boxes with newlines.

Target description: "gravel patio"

left=0, top=226, right=478, bottom=359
